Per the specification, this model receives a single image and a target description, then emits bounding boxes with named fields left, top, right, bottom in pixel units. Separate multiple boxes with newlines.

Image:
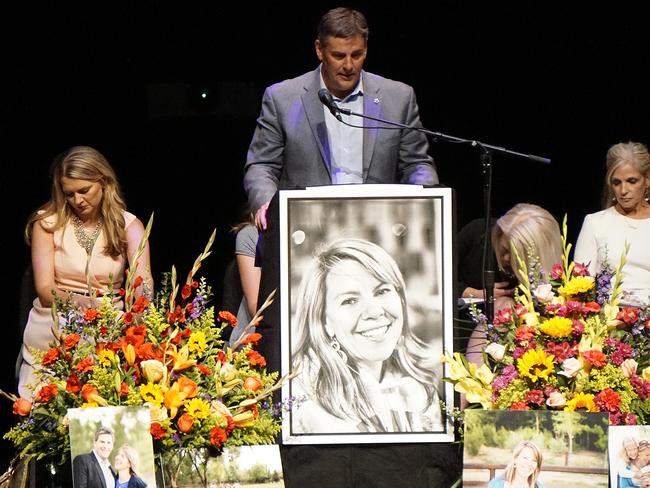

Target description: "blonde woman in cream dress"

left=19, top=146, right=152, bottom=399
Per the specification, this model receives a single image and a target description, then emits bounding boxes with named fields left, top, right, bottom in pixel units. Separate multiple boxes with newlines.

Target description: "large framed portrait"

left=279, top=184, right=455, bottom=444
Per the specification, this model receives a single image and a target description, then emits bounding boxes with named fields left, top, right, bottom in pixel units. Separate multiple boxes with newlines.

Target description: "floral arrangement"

left=1, top=218, right=285, bottom=484
left=443, top=217, right=650, bottom=425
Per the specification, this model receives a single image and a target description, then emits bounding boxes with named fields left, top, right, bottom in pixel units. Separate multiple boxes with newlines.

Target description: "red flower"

left=583, top=350, right=607, bottom=367
left=493, top=308, right=513, bottom=326
left=525, top=390, right=545, bottom=406
left=197, top=364, right=212, bottom=376
left=133, top=276, right=143, bottom=288
left=119, top=288, right=126, bottom=297
left=218, top=311, right=238, bottom=327
left=583, top=302, right=601, bottom=314
left=515, top=326, right=535, bottom=342
left=123, top=312, right=134, bottom=325
left=572, top=262, right=590, bottom=277
left=64, top=333, right=81, bottom=350
left=617, top=307, right=640, bottom=325
left=42, top=348, right=60, bottom=366
left=66, top=374, right=81, bottom=393
left=210, top=426, right=228, bottom=447
left=120, top=382, right=129, bottom=397
left=216, top=351, right=227, bottom=364
left=594, top=388, right=621, bottom=412
left=181, top=284, right=192, bottom=300
left=150, top=423, right=167, bottom=439
left=550, top=263, right=564, bottom=280
left=132, top=296, right=150, bottom=313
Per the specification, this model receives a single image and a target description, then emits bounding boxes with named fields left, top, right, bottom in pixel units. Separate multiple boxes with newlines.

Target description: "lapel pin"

left=373, top=97, right=380, bottom=104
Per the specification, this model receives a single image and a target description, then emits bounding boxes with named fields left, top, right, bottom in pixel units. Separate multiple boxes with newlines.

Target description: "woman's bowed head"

left=488, top=441, right=544, bottom=488
left=291, top=237, right=443, bottom=433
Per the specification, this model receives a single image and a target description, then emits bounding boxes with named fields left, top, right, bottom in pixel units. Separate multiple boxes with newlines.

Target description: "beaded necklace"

left=72, top=215, right=103, bottom=254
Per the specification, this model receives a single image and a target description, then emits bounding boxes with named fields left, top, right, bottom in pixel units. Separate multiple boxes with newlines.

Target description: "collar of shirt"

left=319, top=68, right=364, bottom=103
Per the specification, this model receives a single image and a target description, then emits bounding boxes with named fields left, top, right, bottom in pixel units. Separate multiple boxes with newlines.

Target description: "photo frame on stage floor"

left=279, top=184, right=455, bottom=444
left=463, top=410, right=609, bottom=487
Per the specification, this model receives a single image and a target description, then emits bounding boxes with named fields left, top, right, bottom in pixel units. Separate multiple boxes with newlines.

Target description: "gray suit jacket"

left=243, top=67, right=439, bottom=211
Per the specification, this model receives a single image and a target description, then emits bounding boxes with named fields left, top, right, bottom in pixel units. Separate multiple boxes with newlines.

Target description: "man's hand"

left=255, top=201, right=271, bottom=230
left=493, top=280, right=515, bottom=298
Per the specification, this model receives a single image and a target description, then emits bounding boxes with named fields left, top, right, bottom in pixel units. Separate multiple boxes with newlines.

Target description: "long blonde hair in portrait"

left=502, top=441, right=543, bottom=488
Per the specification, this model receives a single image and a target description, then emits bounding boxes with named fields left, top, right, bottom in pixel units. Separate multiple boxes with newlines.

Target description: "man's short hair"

left=317, top=7, right=369, bottom=46
left=94, top=425, right=114, bottom=442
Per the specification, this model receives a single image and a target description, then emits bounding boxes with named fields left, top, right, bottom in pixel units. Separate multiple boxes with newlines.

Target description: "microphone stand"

left=334, top=105, right=550, bottom=324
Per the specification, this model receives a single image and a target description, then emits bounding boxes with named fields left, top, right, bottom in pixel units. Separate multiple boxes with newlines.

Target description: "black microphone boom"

left=317, top=88, right=342, bottom=120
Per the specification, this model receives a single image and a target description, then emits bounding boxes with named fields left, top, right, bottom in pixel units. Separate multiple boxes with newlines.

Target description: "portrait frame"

left=279, top=184, right=455, bottom=444
left=463, top=409, right=609, bottom=487
left=68, top=405, right=156, bottom=488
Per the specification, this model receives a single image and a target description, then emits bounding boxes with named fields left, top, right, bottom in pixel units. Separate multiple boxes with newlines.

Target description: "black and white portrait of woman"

left=280, top=185, right=454, bottom=444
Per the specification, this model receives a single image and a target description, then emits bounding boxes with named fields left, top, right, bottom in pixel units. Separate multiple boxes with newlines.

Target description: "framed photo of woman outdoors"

left=279, top=184, right=455, bottom=444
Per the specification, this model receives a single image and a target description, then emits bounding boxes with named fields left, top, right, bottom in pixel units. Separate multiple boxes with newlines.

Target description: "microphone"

left=318, top=88, right=342, bottom=120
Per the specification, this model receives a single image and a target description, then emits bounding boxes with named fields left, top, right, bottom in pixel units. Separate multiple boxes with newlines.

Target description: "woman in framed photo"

left=290, top=237, right=443, bottom=433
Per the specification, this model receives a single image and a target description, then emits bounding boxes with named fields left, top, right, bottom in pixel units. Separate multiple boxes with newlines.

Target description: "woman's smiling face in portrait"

left=323, top=258, right=403, bottom=369
left=514, top=445, right=538, bottom=478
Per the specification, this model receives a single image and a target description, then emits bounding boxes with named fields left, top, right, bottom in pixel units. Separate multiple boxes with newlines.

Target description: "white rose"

left=546, top=391, right=566, bottom=408
left=621, top=358, right=638, bottom=378
left=533, top=283, right=555, bottom=303
left=558, top=357, right=581, bottom=378
left=484, top=343, right=506, bottom=361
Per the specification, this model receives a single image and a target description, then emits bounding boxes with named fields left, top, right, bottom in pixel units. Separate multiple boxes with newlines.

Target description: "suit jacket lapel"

left=302, top=68, right=332, bottom=179
left=362, top=71, right=380, bottom=181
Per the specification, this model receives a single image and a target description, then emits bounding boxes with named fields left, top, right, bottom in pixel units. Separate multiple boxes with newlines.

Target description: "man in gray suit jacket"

left=243, top=7, right=459, bottom=488
left=243, top=7, right=438, bottom=229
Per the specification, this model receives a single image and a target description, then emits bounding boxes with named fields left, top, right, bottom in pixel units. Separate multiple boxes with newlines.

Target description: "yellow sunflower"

left=539, top=317, right=574, bottom=338
left=564, top=392, right=597, bottom=412
left=517, top=349, right=555, bottom=383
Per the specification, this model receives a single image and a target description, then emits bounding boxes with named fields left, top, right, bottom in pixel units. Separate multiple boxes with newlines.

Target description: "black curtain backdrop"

left=2, top=1, right=650, bottom=474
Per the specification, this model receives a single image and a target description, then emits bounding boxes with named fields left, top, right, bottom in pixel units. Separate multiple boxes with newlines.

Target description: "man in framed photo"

left=72, top=425, right=116, bottom=488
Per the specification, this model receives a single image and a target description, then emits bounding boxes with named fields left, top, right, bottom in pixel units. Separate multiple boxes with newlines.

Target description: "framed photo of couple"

left=279, top=184, right=456, bottom=444
left=68, top=405, right=156, bottom=488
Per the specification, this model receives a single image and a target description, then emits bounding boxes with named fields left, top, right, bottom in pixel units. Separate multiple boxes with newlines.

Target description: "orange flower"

left=243, top=377, right=263, bottom=392
left=75, top=357, right=94, bottom=374
left=218, top=310, right=238, bottom=327
left=164, top=384, right=186, bottom=419
left=246, top=350, right=266, bottom=368
left=42, top=348, right=60, bottom=366
left=240, top=333, right=262, bottom=346
left=83, top=309, right=100, bottom=322
left=12, top=398, right=32, bottom=416
left=81, top=384, right=107, bottom=406
left=176, top=377, right=199, bottom=398
left=63, top=333, right=81, bottom=350
left=35, top=384, right=58, bottom=403
left=120, top=382, right=129, bottom=397
left=166, top=345, right=196, bottom=372
left=583, top=350, right=607, bottom=368
left=134, top=276, right=143, bottom=288
left=132, top=296, right=150, bottom=314
left=177, top=413, right=194, bottom=433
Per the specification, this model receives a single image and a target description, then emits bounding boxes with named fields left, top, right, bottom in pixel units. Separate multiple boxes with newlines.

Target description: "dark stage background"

left=2, top=2, right=650, bottom=473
